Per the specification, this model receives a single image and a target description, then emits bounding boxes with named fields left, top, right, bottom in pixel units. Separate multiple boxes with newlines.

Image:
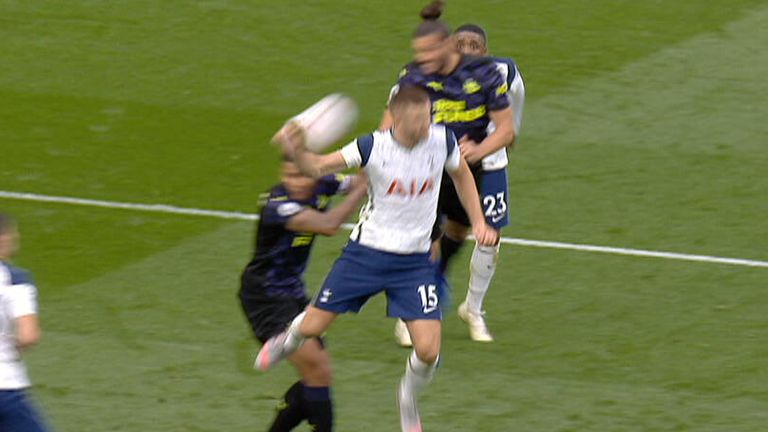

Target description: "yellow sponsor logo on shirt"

left=426, top=81, right=444, bottom=91
left=496, top=82, right=509, bottom=96
left=432, top=99, right=487, bottom=123
left=463, top=79, right=481, bottom=94
left=292, top=233, right=314, bottom=247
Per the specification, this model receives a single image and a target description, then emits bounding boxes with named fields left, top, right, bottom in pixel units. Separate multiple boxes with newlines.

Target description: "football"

left=291, top=93, right=359, bottom=152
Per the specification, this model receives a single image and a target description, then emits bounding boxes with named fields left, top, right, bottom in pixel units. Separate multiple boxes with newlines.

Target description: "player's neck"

left=0, top=237, right=11, bottom=261
left=390, top=128, right=419, bottom=149
left=438, top=53, right=462, bottom=76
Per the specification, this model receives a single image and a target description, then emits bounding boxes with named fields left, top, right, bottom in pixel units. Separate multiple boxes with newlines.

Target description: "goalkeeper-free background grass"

left=1, top=1, right=766, bottom=430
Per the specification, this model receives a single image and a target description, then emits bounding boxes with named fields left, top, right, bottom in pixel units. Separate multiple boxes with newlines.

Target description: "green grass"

left=1, top=0, right=767, bottom=430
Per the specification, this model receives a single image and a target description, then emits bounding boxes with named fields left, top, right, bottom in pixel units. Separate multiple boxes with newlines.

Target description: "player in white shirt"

left=256, top=86, right=497, bottom=432
left=0, top=213, right=51, bottom=432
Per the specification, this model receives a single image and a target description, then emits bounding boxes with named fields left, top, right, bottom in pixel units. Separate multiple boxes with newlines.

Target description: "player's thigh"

left=405, top=320, right=442, bottom=364
left=288, top=338, right=332, bottom=387
left=299, top=306, right=338, bottom=337
left=479, top=168, right=510, bottom=230
left=239, top=290, right=308, bottom=343
left=312, top=245, right=385, bottom=314
left=386, top=262, right=442, bottom=321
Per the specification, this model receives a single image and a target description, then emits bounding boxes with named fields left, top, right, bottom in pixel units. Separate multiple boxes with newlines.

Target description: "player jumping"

left=256, top=86, right=497, bottom=432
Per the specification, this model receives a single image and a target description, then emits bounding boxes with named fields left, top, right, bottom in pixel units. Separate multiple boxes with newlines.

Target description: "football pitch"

left=1, top=1, right=767, bottom=430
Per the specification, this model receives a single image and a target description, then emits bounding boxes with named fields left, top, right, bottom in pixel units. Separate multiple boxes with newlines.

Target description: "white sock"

left=466, top=243, right=499, bottom=315
left=402, top=350, right=438, bottom=397
left=283, top=311, right=307, bottom=353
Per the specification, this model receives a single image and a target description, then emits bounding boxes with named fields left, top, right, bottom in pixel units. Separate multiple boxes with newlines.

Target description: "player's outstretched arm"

left=285, top=174, right=368, bottom=236
left=447, top=158, right=498, bottom=246
left=273, top=122, right=349, bottom=179
left=460, top=106, right=516, bottom=165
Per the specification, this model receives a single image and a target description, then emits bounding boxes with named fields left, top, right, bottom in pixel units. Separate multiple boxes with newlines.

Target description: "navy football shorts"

left=312, top=241, right=442, bottom=321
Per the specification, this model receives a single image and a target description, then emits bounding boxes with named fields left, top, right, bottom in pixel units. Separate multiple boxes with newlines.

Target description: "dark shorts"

left=0, top=390, right=50, bottom=432
left=239, top=287, right=310, bottom=344
left=437, top=164, right=483, bottom=229
left=434, top=166, right=510, bottom=235
left=312, top=241, right=442, bottom=320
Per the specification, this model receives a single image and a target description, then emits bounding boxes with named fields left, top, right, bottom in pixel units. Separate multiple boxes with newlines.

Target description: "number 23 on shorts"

left=483, top=191, right=507, bottom=223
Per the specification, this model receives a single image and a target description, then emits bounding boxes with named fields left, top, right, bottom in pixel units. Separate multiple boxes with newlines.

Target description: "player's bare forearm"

left=459, top=108, right=516, bottom=164
left=448, top=160, right=499, bottom=246
left=274, top=122, right=346, bottom=178
left=448, top=159, right=485, bottom=229
left=293, top=143, right=325, bottom=178
left=293, top=143, right=349, bottom=179
left=322, top=177, right=368, bottom=234
left=479, top=107, right=516, bottom=155
left=286, top=176, right=367, bottom=236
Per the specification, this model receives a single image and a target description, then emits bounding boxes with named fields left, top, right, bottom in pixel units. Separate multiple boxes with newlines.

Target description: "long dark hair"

left=413, top=1, right=450, bottom=39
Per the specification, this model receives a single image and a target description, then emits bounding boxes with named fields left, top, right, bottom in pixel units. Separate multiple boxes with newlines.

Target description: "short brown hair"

left=389, top=86, right=430, bottom=113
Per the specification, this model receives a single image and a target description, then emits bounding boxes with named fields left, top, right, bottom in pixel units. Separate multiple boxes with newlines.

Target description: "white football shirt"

left=0, top=261, right=37, bottom=389
left=340, top=124, right=461, bottom=254
left=483, top=58, right=525, bottom=171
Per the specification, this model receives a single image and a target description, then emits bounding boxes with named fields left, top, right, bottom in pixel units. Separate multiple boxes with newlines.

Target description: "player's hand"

left=272, top=121, right=306, bottom=157
left=472, top=223, right=498, bottom=247
left=458, top=135, right=484, bottom=165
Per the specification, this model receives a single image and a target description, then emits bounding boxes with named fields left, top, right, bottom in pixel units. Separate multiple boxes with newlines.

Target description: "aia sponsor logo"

left=386, top=178, right=435, bottom=197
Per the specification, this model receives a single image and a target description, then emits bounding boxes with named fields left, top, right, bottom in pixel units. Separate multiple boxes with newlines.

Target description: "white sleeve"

left=445, top=145, right=461, bottom=172
left=340, top=140, right=362, bottom=168
left=444, top=129, right=461, bottom=173
left=8, top=284, right=37, bottom=318
left=340, top=134, right=374, bottom=168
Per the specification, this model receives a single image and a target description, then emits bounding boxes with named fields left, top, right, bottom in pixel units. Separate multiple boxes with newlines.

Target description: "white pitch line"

left=1, top=190, right=767, bottom=269
left=0, top=190, right=257, bottom=221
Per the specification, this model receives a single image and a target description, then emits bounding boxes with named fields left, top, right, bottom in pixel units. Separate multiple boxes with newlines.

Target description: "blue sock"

left=302, top=385, right=333, bottom=432
left=268, top=381, right=304, bottom=432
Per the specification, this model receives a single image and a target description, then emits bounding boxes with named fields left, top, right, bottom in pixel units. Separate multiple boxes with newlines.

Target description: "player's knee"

left=299, top=322, right=323, bottom=338
left=414, top=343, right=440, bottom=365
left=306, top=360, right=333, bottom=386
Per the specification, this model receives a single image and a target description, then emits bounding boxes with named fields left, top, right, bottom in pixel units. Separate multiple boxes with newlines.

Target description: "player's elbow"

left=506, top=129, right=517, bottom=149
left=317, top=226, right=339, bottom=236
left=16, top=328, right=41, bottom=349
left=502, top=124, right=516, bottom=147
left=317, top=219, right=342, bottom=236
left=14, top=315, right=41, bottom=349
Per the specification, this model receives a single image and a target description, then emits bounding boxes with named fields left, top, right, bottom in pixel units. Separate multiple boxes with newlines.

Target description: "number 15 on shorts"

left=418, top=284, right=438, bottom=314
